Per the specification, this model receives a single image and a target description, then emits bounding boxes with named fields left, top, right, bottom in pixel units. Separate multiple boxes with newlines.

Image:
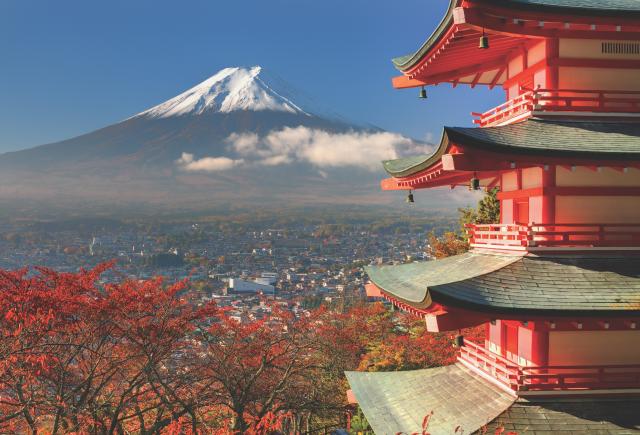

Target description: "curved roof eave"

left=382, top=128, right=450, bottom=178
left=392, top=0, right=459, bottom=72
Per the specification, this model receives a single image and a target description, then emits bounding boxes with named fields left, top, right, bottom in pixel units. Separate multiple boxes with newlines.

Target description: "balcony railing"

left=472, top=89, right=640, bottom=127
left=465, top=223, right=640, bottom=250
left=471, top=92, right=535, bottom=128
left=458, top=340, right=640, bottom=393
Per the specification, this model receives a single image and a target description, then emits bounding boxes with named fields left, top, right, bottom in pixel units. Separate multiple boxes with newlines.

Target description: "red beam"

left=426, top=309, right=490, bottom=332
left=552, top=58, right=640, bottom=69
left=470, top=72, right=482, bottom=89
left=391, top=75, right=430, bottom=89
left=442, top=153, right=530, bottom=172
left=554, top=186, right=640, bottom=196
left=497, top=186, right=640, bottom=200
left=455, top=6, right=640, bottom=40
left=497, top=187, right=544, bottom=200
left=489, top=65, right=506, bottom=90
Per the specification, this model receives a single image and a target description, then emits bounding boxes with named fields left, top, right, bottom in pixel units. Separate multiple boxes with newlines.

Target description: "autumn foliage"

left=0, top=264, right=483, bottom=433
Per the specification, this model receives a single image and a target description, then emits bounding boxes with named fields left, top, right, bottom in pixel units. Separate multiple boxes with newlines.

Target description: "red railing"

left=458, top=339, right=520, bottom=390
left=472, top=89, right=640, bottom=127
left=535, top=88, right=640, bottom=114
left=459, top=340, right=640, bottom=393
left=466, top=223, right=640, bottom=249
left=472, top=92, right=535, bottom=127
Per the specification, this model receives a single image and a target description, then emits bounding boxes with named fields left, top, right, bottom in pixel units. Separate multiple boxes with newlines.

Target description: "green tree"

left=429, top=188, right=500, bottom=258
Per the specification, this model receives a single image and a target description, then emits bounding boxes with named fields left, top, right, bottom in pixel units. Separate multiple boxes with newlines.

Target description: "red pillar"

left=541, top=165, right=556, bottom=224
left=545, top=38, right=559, bottom=90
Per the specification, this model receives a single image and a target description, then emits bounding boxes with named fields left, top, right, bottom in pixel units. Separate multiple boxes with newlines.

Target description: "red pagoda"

left=346, top=0, right=640, bottom=433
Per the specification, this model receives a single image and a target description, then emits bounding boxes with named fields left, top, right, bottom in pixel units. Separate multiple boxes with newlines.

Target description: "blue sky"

left=0, top=0, right=503, bottom=152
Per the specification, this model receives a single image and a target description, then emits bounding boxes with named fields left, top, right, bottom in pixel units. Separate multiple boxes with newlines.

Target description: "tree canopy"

left=0, top=264, right=481, bottom=434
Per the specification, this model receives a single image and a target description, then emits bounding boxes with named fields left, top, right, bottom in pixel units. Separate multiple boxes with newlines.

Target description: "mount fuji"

left=0, top=66, right=431, bottom=214
left=136, top=66, right=311, bottom=118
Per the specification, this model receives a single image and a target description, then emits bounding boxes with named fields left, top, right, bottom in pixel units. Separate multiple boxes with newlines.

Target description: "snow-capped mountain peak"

left=136, top=66, right=309, bottom=118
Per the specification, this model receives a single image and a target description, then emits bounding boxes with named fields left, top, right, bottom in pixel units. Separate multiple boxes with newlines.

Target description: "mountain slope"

left=0, top=66, right=438, bottom=213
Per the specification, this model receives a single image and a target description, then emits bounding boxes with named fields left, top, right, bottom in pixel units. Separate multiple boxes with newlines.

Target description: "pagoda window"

left=559, top=38, right=640, bottom=60
left=514, top=200, right=529, bottom=225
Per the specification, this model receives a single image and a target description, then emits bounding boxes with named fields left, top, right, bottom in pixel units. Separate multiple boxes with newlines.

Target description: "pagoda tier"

left=382, top=120, right=640, bottom=252
left=393, top=0, right=640, bottom=128
left=392, top=0, right=640, bottom=91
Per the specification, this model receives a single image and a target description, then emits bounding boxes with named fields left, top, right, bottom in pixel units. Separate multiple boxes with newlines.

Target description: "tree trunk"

left=232, top=407, right=248, bottom=433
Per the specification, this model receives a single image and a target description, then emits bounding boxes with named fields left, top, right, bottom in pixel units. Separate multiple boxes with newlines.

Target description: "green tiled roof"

left=383, top=120, right=640, bottom=177
left=446, top=120, right=640, bottom=155
left=486, top=398, right=640, bottom=433
left=366, top=253, right=640, bottom=314
left=365, top=252, right=518, bottom=308
left=382, top=152, right=442, bottom=178
left=393, top=0, right=640, bottom=71
left=345, top=363, right=515, bottom=435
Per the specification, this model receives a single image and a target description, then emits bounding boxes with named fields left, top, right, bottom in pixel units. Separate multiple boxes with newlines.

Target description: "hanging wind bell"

left=469, top=174, right=480, bottom=191
left=479, top=28, right=490, bottom=49
left=406, top=190, right=415, bottom=203
left=418, top=86, right=427, bottom=99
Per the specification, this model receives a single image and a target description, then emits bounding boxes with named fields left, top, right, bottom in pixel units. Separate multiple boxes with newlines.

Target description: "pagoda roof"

left=383, top=120, right=640, bottom=178
left=366, top=252, right=518, bottom=307
left=345, top=363, right=515, bottom=435
left=366, top=252, right=640, bottom=315
left=393, top=0, right=640, bottom=74
left=487, top=398, right=640, bottom=433
left=347, top=363, right=640, bottom=435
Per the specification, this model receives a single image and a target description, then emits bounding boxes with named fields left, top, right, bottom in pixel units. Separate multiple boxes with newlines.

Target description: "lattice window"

left=601, top=41, right=640, bottom=55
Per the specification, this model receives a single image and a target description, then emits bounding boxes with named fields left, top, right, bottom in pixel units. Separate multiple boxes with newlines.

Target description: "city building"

left=346, top=1, right=640, bottom=433
left=228, top=278, right=276, bottom=295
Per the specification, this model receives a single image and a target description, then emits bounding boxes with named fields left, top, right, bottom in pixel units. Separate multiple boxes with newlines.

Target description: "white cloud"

left=176, top=127, right=430, bottom=173
left=260, top=155, right=293, bottom=166
left=176, top=152, right=244, bottom=172
left=225, top=132, right=259, bottom=156
left=229, top=127, right=420, bottom=171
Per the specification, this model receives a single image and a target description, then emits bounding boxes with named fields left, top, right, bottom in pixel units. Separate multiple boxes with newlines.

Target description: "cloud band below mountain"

left=176, top=127, right=431, bottom=173
left=176, top=153, right=244, bottom=172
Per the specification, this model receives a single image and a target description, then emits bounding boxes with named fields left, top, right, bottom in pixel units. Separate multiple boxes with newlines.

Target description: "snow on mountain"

left=135, top=66, right=310, bottom=119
